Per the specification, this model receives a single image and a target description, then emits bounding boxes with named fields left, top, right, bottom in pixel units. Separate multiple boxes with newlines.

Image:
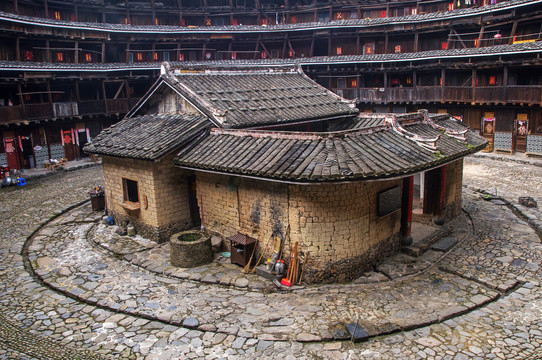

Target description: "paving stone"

left=431, top=237, right=458, bottom=252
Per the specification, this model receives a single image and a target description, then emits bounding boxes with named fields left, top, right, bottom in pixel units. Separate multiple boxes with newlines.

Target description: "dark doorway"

left=20, top=137, right=34, bottom=168
left=77, top=130, right=89, bottom=158
left=187, top=175, right=201, bottom=228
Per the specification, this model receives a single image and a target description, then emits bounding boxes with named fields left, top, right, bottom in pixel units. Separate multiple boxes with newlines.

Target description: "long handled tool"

left=243, top=237, right=259, bottom=273
left=298, top=251, right=309, bottom=285
left=281, top=241, right=298, bottom=286
left=250, top=234, right=273, bottom=273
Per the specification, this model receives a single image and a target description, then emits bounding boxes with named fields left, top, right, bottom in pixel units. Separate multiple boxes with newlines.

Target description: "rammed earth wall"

left=102, top=155, right=192, bottom=242
left=196, top=172, right=403, bottom=283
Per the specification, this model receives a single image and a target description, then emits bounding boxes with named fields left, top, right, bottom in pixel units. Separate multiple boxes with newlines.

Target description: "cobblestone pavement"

left=0, top=156, right=541, bottom=359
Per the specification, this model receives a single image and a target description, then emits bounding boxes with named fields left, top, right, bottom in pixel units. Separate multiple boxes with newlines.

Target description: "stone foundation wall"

left=196, top=173, right=402, bottom=283
left=102, top=155, right=192, bottom=243
left=443, top=159, right=464, bottom=220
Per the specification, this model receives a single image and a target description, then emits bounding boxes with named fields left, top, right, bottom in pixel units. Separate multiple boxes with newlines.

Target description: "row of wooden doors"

left=2, top=125, right=90, bottom=170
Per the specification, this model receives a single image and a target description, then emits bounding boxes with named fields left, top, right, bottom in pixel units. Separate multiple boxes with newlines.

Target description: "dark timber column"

left=384, top=71, right=388, bottom=104
left=413, top=70, right=417, bottom=102
left=441, top=68, right=446, bottom=102
left=472, top=68, right=477, bottom=104
left=503, top=65, right=508, bottom=103
left=401, top=176, right=414, bottom=246
left=435, top=166, right=446, bottom=225
left=15, top=36, right=20, bottom=61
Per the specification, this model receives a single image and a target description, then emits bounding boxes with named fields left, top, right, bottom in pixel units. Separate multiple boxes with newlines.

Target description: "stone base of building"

left=109, top=210, right=191, bottom=243
left=304, top=233, right=401, bottom=284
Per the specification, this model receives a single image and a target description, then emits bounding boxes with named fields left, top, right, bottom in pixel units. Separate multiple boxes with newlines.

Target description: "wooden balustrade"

left=79, top=100, right=106, bottom=115
left=358, top=88, right=386, bottom=103
left=507, top=86, right=542, bottom=104
left=0, top=106, right=23, bottom=125
left=25, top=103, right=53, bottom=120
left=105, top=98, right=130, bottom=114
left=475, top=87, right=505, bottom=103
left=443, top=86, right=472, bottom=102
left=53, top=102, right=79, bottom=117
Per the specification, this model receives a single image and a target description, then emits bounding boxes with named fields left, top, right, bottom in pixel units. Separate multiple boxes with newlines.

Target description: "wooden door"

left=62, top=130, right=75, bottom=161
left=4, top=137, right=20, bottom=170
left=514, top=119, right=528, bottom=153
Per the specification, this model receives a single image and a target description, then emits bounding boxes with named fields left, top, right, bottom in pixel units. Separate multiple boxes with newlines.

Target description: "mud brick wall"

left=102, top=155, right=192, bottom=242
left=197, top=172, right=402, bottom=283
left=443, top=159, right=464, bottom=219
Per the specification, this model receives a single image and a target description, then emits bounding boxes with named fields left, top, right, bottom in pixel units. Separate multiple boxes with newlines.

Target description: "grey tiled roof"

left=84, top=113, right=210, bottom=160
left=330, top=112, right=445, bottom=131
left=1, top=42, right=541, bottom=73
left=174, top=115, right=487, bottom=182
left=0, top=0, right=537, bottom=34
left=161, top=68, right=358, bottom=128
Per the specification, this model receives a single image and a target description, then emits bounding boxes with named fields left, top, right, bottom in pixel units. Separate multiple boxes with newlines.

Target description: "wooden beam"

left=477, top=26, right=485, bottom=48
left=452, top=29, right=467, bottom=49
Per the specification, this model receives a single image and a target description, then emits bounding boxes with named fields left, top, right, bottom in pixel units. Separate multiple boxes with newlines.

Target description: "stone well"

left=170, top=230, right=213, bottom=268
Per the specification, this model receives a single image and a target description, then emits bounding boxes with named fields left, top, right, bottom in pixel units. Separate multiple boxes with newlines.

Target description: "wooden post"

left=102, top=80, right=108, bottom=113
left=384, top=33, right=389, bottom=53
left=356, top=32, right=360, bottom=55
left=503, top=65, right=508, bottom=103
left=412, top=70, right=417, bottom=102
left=477, top=25, right=485, bottom=48
left=17, top=83, right=26, bottom=120
left=74, top=40, right=79, bottom=64
left=414, top=32, right=419, bottom=52
left=383, top=71, right=388, bottom=103
left=46, top=80, right=54, bottom=117
left=15, top=36, right=20, bottom=61
left=472, top=68, right=477, bottom=104
left=400, top=175, right=413, bottom=246
left=441, top=67, right=446, bottom=101
left=46, top=39, right=51, bottom=62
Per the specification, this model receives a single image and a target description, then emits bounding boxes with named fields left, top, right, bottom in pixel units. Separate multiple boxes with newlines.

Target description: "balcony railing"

left=53, top=102, right=79, bottom=117
left=443, top=86, right=472, bottom=102
left=105, top=99, right=130, bottom=114
left=25, top=103, right=54, bottom=120
left=358, top=88, right=386, bottom=103
left=475, top=87, right=505, bottom=103
left=79, top=100, right=106, bottom=115
left=353, top=85, right=542, bottom=105
left=507, top=86, right=542, bottom=104
left=0, top=106, right=23, bottom=125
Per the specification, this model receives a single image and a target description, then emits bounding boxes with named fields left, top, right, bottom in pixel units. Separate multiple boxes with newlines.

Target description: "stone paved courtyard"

left=0, top=154, right=541, bottom=359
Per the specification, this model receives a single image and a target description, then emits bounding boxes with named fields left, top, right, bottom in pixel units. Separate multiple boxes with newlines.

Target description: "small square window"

left=123, top=178, right=139, bottom=203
